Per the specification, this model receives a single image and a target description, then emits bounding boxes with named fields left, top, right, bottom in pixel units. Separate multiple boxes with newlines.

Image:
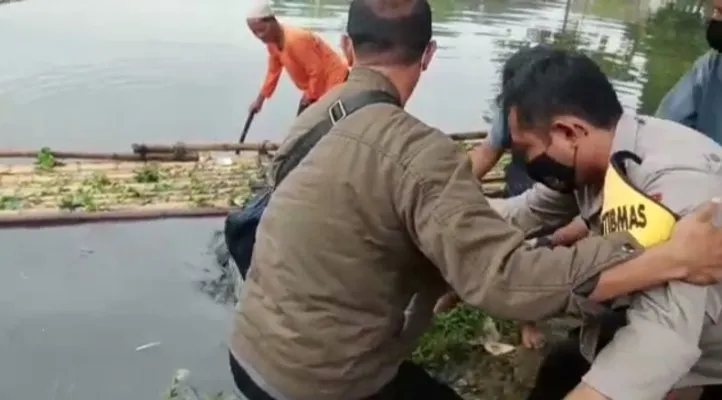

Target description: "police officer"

left=493, top=49, right=722, bottom=399
left=229, top=2, right=722, bottom=399
left=436, top=46, right=590, bottom=347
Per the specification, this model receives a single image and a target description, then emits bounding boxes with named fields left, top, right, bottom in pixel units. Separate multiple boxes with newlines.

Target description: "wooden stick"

left=237, top=111, right=257, bottom=154
left=448, top=131, right=487, bottom=141
left=0, top=207, right=232, bottom=229
left=131, top=141, right=279, bottom=155
left=130, top=132, right=486, bottom=155
left=0, top=150, right=199, bottom=162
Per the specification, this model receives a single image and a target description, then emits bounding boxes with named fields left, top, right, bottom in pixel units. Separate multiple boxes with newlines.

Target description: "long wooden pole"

left=0, top=132, right=486, bottom=163
left=130, top=131, right=487, bottom=155
left=131, top=141, right=279, bottom=155
left=0, top=150, right=199, bottom=162
left=0, top=207, right=232, bottom=228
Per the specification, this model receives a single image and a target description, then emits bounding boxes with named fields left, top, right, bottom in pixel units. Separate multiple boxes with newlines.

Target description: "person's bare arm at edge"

left=468, top=142, right=503, bottom=179
left=563, top=385, right=607, bottom=400
left=397, top=130, right=722, bottom=320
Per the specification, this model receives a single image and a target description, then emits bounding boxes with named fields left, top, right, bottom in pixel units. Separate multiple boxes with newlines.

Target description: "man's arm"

left=395, top=128, right=685, bottom=321
left=575, top=166, right=722, bottom=400
left=258, top=50, right=283, bottom=100
left=488, top=183, right=580, bottom=238
left=655, top=51, right=714, bottom=130
left=468, top=143, right=503, bottom=179
left=549, top=216, right=590, bottom=246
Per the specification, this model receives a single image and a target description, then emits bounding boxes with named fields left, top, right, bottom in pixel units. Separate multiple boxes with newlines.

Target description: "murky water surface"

left=0, top=0, right=711, bottom=398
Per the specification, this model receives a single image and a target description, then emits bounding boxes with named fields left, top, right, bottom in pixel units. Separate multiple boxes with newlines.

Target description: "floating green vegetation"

left=35, top=147, right=59, bottom=171
left=0, top=195, right=22, bottom=210
left=134, top=164, right=164, bottom=183
left=0, top=157, right=265, bottom=213
left=163, top=369, right=239, bottom=400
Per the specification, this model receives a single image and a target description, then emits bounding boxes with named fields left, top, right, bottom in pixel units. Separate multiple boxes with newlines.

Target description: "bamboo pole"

left=0, top=150, right=199, bottom=162
left=131, top=141, right=279, bottom=155
left=130, top=132, right=487, bottom=155
left=0, top=206, right=233, bottom=228
left=448, top=131, right=487, bottom=141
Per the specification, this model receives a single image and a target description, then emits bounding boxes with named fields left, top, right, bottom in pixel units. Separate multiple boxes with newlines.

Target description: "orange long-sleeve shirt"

left=260, top=25, right=349, bottom=101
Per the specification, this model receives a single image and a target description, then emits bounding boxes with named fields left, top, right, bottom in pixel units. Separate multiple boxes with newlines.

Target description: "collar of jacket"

left=346, top=67, right=402, bottom=103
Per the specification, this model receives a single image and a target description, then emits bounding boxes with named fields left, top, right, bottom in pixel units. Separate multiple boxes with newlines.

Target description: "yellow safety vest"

left=600, top=151, right=678, bottom=248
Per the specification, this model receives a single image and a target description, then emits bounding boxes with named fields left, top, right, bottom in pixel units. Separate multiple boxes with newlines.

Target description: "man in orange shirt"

left=246, top=2, right=349, bottom=116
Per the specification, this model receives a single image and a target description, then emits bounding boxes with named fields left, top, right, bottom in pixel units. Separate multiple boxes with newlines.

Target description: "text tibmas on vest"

left=601, top=204, right=648, bottom=235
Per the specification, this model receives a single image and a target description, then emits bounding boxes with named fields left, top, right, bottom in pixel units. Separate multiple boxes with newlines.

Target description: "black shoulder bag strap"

left=274, top=90, right=399, bottom=186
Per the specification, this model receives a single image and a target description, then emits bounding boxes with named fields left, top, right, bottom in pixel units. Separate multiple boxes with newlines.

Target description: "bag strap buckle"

left=328, top=100, right=348, bottom=125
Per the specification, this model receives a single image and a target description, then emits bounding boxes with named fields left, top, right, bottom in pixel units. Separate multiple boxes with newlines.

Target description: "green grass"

left=413, top=306, right=493, bottom=370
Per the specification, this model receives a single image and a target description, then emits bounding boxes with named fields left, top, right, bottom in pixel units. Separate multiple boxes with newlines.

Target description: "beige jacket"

left=230, top=68, right=638, bottom=400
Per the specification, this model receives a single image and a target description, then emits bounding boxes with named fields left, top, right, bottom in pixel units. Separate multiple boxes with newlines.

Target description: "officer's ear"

left=550, top=116, right=589, bottom=143
left=421, top=40, right=436, bottom=71
left=341, top=34, right=355, bottom=67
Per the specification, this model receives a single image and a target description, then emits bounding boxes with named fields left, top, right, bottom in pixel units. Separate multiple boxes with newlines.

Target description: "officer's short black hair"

left=500, top=49, right=623, bottom=132
left=495, top=45, right=556, bottom=108
left=501, top=45, right=555, bottom=85
left=346, top=0, right=432, bottom=66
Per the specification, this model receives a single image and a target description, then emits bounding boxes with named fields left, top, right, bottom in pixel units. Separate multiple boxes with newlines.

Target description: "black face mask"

left=525, top=153, right=577, bottom=193
left=706, top=19, right=722, bottom=52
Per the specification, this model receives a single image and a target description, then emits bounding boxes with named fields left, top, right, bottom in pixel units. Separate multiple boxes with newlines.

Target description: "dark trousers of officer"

left=229, top=352, right=462, bottom=400
left=526, top=312, right=722, bottom=399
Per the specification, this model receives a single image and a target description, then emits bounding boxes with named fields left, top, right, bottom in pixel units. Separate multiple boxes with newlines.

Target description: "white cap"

left=247, top=1, right=274, bottom=20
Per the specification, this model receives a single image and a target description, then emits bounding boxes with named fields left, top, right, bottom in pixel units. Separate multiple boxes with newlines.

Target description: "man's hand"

left=520, top=323, right=545, bottom=349
left=249, top=95, right=265, bottom=114
left=666, top=198, right=722, bottom=284
left=299, top=96, right=312, bottom=108
left=433, top=292, right=460, bottom=314
left=564, top=383, right=609, bottom=400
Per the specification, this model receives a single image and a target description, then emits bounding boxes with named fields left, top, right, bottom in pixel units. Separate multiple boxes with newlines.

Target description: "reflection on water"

left=0, top=0, right=709, bottom=151
left=0, top=0, right=711, bottom=399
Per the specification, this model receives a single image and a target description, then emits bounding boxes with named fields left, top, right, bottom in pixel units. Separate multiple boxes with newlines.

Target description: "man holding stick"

left=246, top=1, right=349, bottom=117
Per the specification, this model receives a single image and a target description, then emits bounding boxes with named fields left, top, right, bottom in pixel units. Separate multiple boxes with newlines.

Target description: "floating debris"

left=164, top=369, right=240, bottom=400
left=135, top=341, right=162, bottom=352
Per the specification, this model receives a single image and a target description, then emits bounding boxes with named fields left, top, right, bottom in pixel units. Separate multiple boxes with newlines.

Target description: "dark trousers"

left=229, top=352, right=462, bottom=400
left=526, top=312, right=722, bottom=399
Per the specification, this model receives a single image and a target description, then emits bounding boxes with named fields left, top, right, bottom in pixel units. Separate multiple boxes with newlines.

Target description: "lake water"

left=0, top=0, right=711, bottom=399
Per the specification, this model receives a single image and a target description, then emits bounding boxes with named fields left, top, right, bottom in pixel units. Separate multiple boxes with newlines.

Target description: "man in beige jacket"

left=229, top=1, right=722, bottom=399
